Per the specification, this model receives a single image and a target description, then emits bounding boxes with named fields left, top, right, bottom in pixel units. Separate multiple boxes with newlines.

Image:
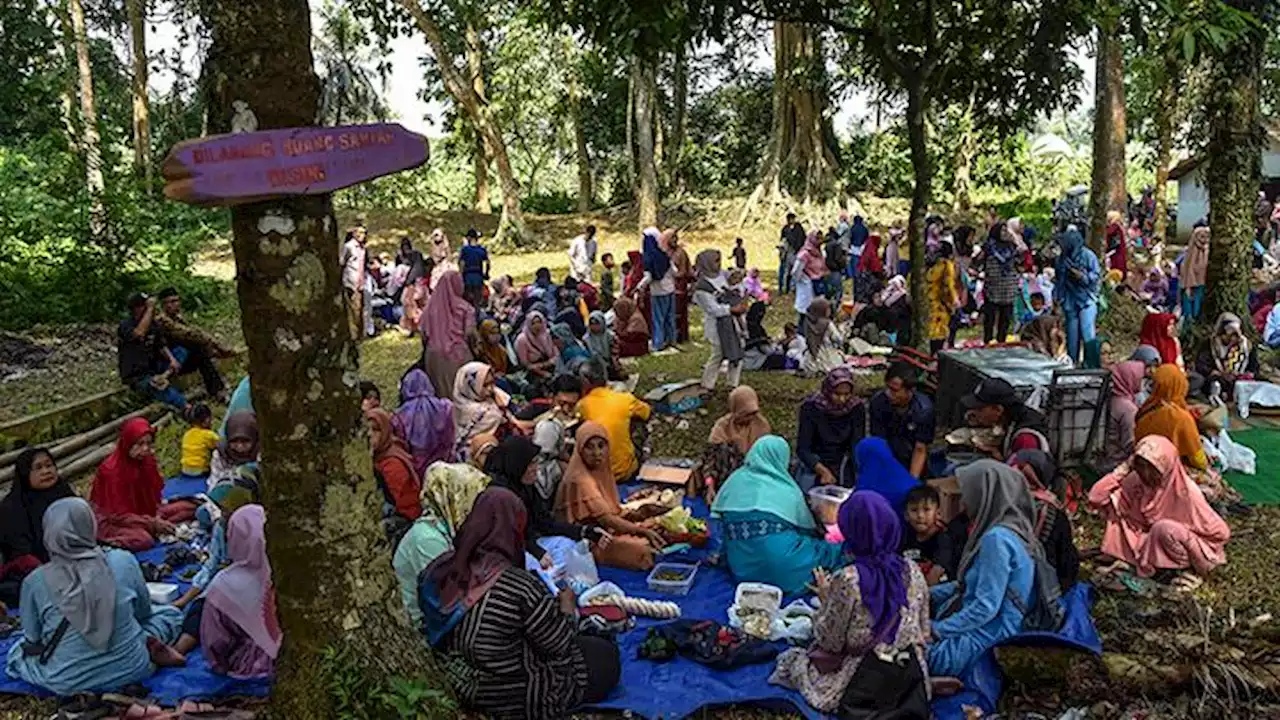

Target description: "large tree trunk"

left=1152, top=67, right=1177, bottom=241
left=633, top=54, right=659, bottom=229
left=202, top=0, right=434, bottom=715
left=651, top=66, right=664, bottom=188
left=568, top=70, right=593, bottom=212
left=1088, top=25, right=1127, bottom=252
left=952, top=95, right=976, bottom=213
left=626, top=70, right=636, bottom=194
left=399, top=0, right=526, bottom=243
left=66, top=0, right=106, bottom=242
left=670, top=42, right=688, bottom=193
left=126, top=0, right=151, bottom=188
left=1202, top=6, right=1264, bottom=329
left=466, top=23, right=490, bottom=214
left=906, top=80, right=932, bottom=350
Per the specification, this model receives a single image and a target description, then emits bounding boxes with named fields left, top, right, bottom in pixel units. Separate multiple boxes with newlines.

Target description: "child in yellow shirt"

left=181, top=403, right=220, bottom=477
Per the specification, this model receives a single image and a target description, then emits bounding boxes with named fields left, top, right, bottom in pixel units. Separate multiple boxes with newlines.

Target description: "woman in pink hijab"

left=1088, top=435, right=1229, bottom=592
left=201, top=505, right=281, bottom=678
left=1101, top=361, right=1146, bottom=471
left=420, top=270, right=476, bottom=400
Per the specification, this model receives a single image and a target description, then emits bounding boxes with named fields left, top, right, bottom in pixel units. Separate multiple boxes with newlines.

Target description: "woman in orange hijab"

left=1134, top=364, right=1206, bottom=471
left=555, top=422, right=663, bottom=570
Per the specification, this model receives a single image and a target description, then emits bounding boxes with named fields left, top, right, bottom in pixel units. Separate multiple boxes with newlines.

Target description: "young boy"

left=459, top=227, right=490, bottom=306
left=599, top=253, right=617, bottom=311
left=732, top=237, right=747, bottom=270
left=360, top=381, right=381, bottom=412
left=180, top=403, right=219, bottom=478
left=900, top=485, right=963, bottom=585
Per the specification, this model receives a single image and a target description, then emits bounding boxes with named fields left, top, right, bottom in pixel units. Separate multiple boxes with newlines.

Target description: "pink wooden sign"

left=162, top=123, right=429, bottom=206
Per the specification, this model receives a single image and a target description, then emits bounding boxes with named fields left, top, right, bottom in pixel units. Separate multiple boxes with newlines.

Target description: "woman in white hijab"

left=6, top=498, right=183, bottom=695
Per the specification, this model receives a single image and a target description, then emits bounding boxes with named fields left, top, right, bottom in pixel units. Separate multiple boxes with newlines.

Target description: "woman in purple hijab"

left=394, top=369, right=457, bottom=476
left=770, top=492, right=932, bottom=714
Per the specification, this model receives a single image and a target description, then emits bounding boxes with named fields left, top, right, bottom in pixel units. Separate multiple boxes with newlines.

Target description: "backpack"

left=1005, top=555, right=1066, bottom=633
left=825, top=240, right=847, bottom=272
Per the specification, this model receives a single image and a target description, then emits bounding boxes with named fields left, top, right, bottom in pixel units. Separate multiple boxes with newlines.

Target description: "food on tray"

left=655, top=506, right=708, bottom=536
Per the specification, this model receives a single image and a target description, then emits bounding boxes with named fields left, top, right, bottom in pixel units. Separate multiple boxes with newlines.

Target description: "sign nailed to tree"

left=162, top=123, right=429, bottom=206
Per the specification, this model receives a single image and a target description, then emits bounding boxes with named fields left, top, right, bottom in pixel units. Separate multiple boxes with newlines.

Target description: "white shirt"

left=640, top=266, right=676, bottom=297
left=339, top=238, right=366, bottom=292
left=792, top=257, right=814, bottom=313
left=692, top=275, right=731, bottom=343
left=568, top=234, right=597, bottom=283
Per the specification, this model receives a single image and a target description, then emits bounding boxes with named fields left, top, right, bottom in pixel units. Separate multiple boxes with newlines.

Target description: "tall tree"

left=1088, top=19, right=1127, bottom=251
left=65, top=0, right=106, bottom=242
left=566, top=39, right=594, bottom=211
left=200, top=0, right=433, bottom=713
left=316, top=0, right=389, bottom=126
left=633, top=53, right=660, bottom=227
left=396, top=0, right=526, bottom=242
left=669, top=41, right=689, bottom=193
left=125, top=0, right=150, bottom=187
left=465, top=22, right=490, bottom=213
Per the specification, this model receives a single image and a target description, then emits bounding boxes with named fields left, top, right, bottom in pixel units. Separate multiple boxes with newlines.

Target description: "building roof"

left=1169, top=118, right=1280, bottom=182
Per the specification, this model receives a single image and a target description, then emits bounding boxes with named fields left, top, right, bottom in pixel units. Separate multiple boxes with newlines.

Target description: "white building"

left=1169, top=121, right=1280, bottom=240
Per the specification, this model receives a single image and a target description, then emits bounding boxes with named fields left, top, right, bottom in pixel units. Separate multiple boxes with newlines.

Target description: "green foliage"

left=683, top=70, right=773, bottom=194
left=842, top=127, right=915, bottom=197
left=337, top=144, right=477, bottom=212
left=317, top=0, right=391, bottom=126
left=321, top=643, right=456, bottom=720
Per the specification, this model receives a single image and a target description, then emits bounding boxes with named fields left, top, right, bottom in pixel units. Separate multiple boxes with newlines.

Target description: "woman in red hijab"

left=623, top=249, right=650, bottom=334
left=89, top=417, right=175, bottom=549
left=1139, top=312, right=1183, bottom=368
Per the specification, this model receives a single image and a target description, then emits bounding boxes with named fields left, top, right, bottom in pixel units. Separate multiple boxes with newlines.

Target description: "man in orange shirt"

left=576, top=359, right=651, bottom=481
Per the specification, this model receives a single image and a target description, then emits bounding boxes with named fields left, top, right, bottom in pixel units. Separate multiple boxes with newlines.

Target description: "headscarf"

left=952, top=460, right=1042, bottom=583
left=1210, top=312, right=1252, bottom=375
left=613, top=296, right=648, bottom=336
left=41, top=498, right=116, bottom=650
left=1139, top=313, right=1180, bottom=365
left=694, top=248, right=723, bottom=281
left=1130, top=345, right=1162, bottom=368
left=857, top=234, right=883, bottom=274
left=552, top=322, right=586, bottom=356
left=467, top=433, right=499, bottom=469
left=880, top=275, right=907, bottom=307
left=392, top=370, right=455, bottom=475
left=1135, top=364, right=1204, bottom=465
left=422, top=271, right=475, bottom=358
left=1056, top=227, right=1085, bottom=264
left=0, top=448, right=74, bottom=562
left=452, top=363, right=508, bottom=444
left=743, top=268, right=765, bottom=300
left=1142, top=268, right=1169, bottom=299
left=420, top=461, right=490, bottom=537
left=853, top=437, right=920, bottom=515
left=1118, top=436, right=1229, bottom=575
left=218, top=411, right=260, bottom=467
left=799, top=231, right=828, bottom=279
left=1110, top=360, right=1147, bottom=403
left=555, top=422, right=621, bottom=522
left=515, top=310, right=557, bottom=364
left=838, top=491, right=908, bottom=645
left=642, top=227, right=671, bottom=279
left=367, top=407, right=419, bottom=481
left=585, top=311, right=614, bottom=361
left=203, top=505, right=281, bottom=662
left=89, top=417, right=163, bottom=517
left=484, top=435, right=541, bottom=489
left=624, top=250, right=646, bottom=293
left=1139, top=364, right=1189, bottom=417
left=708, top=386, right=772, bottom=455
left=1020, top=315, right=1061, bottom=359
left=474, top=319, right=509, bottom=374
left=806, top=366, right=861, bottom=417
left=1182, top=227, right=1210, bottom=289
left=1083, top=335, right=1110, bottom=369
left=711, top=435, right=815, bottom=530
left=745, top=302, right=769, bottom=345
left=1008, top=448, right=1063, bottom=506
left=803, top=298, right=833, bottom=355
left=428, top=227, right=451, bottom=264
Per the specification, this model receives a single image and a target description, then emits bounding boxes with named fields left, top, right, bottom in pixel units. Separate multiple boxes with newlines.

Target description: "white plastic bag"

left=1205, top=429, right=1257, bottom=475
left=537, top=536, right=599, bottom=594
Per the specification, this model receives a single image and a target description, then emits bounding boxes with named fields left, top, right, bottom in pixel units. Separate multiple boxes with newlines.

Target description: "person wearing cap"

left=155, top=287, right=232, bottom=403
left=960, top=378, right=1051, bottom=458
left=118, top=293, right=189, bottom=413
left=568, top=225, right=598, bottom=284
left=458, top=227, right=489, bottom=307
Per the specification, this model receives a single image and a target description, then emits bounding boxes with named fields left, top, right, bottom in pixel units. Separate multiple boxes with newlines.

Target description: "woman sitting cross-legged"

left=420, top=487, right=621, bottom=719
left=928, top=460, right=1062, bottom=678
left=1087, top=435, right=1229, bottom=593
left=795, top=367, right=866, bottom=491
left=198, top=504, right=280, bottom=678
left=0, top=448, right=75, bottom=607
left=6, top=498, right=184, bottom=696
left=556, top=422, right=662, bottom=571
left=89, top=418, right=180, bottom=550
left=711, top=436, right=845, bottom=595
left=769, top=492, right=931, bottom=716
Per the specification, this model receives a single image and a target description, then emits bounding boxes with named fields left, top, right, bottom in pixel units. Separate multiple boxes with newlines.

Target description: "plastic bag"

left=538, top=536, right=599, bottom=595
left=1205, top=430, right=1256, bottom=475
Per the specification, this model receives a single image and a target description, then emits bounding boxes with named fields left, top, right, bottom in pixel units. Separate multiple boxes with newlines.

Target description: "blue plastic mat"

left=0, top=476, right=272, bottom=702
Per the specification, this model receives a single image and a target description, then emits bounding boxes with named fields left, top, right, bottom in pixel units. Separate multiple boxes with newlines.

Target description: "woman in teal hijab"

left=711, top=435, right=845, bottom=593
left=1082, top=334, right=1112, bottom=369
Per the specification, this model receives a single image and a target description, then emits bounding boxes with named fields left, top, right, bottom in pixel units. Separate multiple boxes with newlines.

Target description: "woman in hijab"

left=0, top=449, right=75, bottom=606
left=394, top=369, right=456, bottom=477
left=452, top=363, right=512, bottom=463
left=853, top=233, right=885, bottom=304
left=852, top=437, right=920, bottom=516
left=1020, top=315, right=1072, bottom=367
left=556, top=423, right=661, bottom=571
left=6, top=497, right=183, bottom=695
left=489, top=275, right=520, bottom=323
left=1181, top=226, right=1210, bottom=322
left=470, top=319, right=510, bottom=379
left=1135, top=364, right=1208, bottom=471
left=928, top=460, right=1053, bottom=677
left=692, top=249, right=744, bottom=391
left=516, top=310, right=559, bottom=381
left=1008, top=450, right=1080, bottom=590
left=394, top=460, right=490, bottom=625
left=1139, top=313, right=1183, bottom=368
left=551, top=322, right=590, bottom=377
left=1088, top=435, right=1229, bottom=593
left=367, top=408, right=423, bottom=533
left=200, top=505, right=280, bottom=678
left=584, top=311, right=625, bottom=380
left=712, top=436, right=845, bottom=594
left=797, top=230, right=830, bottom=297
left=977, top=222, right=1022, bottom=344
left=801, top=298, right=845, bottom=375
left=1053, top=227, right=1101, bottom=364
left=709, top=386, right=772, bottom=455
left=1195, top=312, right=1258, bottom=400
left=927, top=242, right=959, bottom=354
left=641, top=227, right=677, bottom=351
left=612, top=296, right=650, bottom=359
left=885, top=228, right=903, bottom=279
left=796, top=367, right=866, bottom=491
left=209, top=410, right=260, bottom=488
left=1103, top=361, right=1147, bottom=471
left=484, top=436, right=607, bottom=569
left=1142, top=267, right=1170, bottom=307
left=1083, top=335, right=1114, bottom=370
left=1105, top=210, right=1128, bottom=274
left=421, top=270, right=476, bottom=400
left=770, top=492, right=930, bottom=715
left=427, top=228, right=457, bottom=290
left=420, top=487, right=620, bottom=719
left=89, top=418, right=175, bottom=550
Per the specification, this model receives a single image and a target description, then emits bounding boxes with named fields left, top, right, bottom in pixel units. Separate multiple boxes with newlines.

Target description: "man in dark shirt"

left=778, top=213, right=805, bottom=294
left=869, top=361, right=935, bottom=478
left=119, top=293, right=189, bottom=412
left=156, top=287, right=231, bottom=402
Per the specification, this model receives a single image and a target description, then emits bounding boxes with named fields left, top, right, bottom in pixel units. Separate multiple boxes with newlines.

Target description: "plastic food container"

left=734, top=582, right=783, bottom=614
left=806, top=485, right=852, bottom=525
left=147, top=582, right=179, bottom=604
left=646, top=562, right=699, bottom=596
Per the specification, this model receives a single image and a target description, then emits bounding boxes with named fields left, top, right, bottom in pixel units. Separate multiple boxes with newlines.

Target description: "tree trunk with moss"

left=465, top=23, right=490, bottom=215
left=203, top=0, right=435, bottom=715
left=1152, top=73, right=1175, bottom=242
left=1202, top=4, right=1263, bottom=330
left=126, top=0, right=151, bottom=188
left=1088, top=24, right=1127, bottom=253
left=66, top=0, right=106, bottom=242
left=670, top=41, right=688, bottom=193
left=905, top=79, right=932, bottom=350
left=568, top=71, right=593, bottom=212
left=633, top=54, right=659, bottom=229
